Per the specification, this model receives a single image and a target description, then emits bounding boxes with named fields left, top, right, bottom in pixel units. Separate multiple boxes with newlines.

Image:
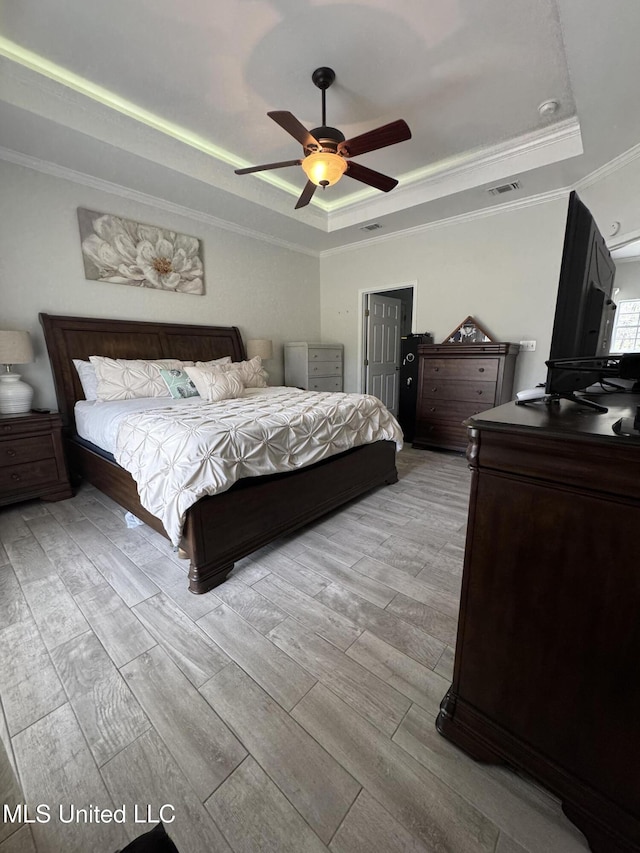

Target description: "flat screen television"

left=545, top=191, right=617, bottom=399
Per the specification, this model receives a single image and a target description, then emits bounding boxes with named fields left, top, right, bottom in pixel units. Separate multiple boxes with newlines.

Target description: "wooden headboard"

left=40, top=313, right=246, bottom=431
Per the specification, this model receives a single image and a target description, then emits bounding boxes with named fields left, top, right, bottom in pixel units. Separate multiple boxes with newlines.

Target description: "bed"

left=40, top=313, right=400, bottom=593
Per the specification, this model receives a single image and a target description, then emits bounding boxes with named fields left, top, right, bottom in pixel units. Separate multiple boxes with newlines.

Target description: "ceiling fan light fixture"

left=301, top=151, right=347, bottom=187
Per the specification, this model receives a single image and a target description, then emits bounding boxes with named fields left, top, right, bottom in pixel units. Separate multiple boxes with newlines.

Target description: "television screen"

left=545, top=192, right=617, bottom=395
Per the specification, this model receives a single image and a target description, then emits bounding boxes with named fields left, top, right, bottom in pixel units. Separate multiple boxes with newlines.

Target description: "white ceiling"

left=1, top=0, right=639, bottom=254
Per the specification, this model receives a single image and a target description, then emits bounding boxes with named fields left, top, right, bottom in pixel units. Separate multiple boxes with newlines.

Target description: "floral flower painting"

left=77, top=208, right=204, bottom=295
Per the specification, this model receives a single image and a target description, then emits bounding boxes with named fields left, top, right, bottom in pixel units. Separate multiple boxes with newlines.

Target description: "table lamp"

left=0, top=330, right=35, bottom=414
left=246, top=339, right=273, bottom=361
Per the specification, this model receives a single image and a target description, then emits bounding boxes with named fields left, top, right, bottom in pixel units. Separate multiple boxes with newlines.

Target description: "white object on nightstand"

left=0, top=330, right=35, bottom=414
left=284, top=342, right=344, bottom=391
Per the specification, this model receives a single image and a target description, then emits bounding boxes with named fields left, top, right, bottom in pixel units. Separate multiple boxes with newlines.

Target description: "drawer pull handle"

left=478, top=367, right=485, bottom=373
left=6, top=449, right=16, bottom=457
left=2, top=425, right=11, bottom=432
left=433, top=367, right=439, bottom=372
left=477, top=390, right=483, bottom=395
left=11, top=473, right=20, bottom=481
left=430, top=407, right=436, bottom=412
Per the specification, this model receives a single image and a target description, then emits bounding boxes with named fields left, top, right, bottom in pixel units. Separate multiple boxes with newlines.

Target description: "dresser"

left=0, top=411, right=72, bottom=506
left=284, top=342, right=344, bottom=391
left=437, top=395, right=640, bottom=853
left=413, top=342, right=519, bottom=451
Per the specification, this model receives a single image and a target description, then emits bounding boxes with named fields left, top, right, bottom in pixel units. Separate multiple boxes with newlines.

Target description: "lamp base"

left=0, top=373, right=34, bottom=414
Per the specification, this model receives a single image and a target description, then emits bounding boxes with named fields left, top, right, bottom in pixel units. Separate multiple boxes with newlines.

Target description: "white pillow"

left=72, top=359, right=99, bottom=401
left=194, top=356, right=268, bottom=388
left=184, top=366, right=245, bottom=402
left=89, top=356, right=190, bottom=401
left=196, top=356, right=232, bottom=366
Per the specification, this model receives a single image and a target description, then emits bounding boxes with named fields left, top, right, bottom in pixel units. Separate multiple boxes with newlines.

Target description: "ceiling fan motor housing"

left=305, top=126, right=346, bottom=156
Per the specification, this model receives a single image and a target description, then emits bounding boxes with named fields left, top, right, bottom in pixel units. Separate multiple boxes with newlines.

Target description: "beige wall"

left=0, top=161, right=320, bottom=409
left=320, top=198, right=569, bottom=394
left=6, top=148, right=640, bottom=413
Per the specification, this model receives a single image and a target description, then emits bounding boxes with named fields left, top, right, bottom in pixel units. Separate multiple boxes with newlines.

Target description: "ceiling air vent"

left=360, top=223, right=383, bottom=232
left=487, top=181, right=521, bottom=196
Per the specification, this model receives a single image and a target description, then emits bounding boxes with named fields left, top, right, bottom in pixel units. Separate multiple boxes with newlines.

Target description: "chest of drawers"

left=0, top=411, right=72, bottom=506
left=413, top=343, right=519, bottom=452
left=284, top=342, right=344, bottom=392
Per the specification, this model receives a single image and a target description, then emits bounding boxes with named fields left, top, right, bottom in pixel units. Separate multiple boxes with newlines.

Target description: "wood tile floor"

left=0, top=447, right=590, bottom=853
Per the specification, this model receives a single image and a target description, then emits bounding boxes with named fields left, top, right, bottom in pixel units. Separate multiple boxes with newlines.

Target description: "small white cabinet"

left=284, top=342, right=344, bottom=391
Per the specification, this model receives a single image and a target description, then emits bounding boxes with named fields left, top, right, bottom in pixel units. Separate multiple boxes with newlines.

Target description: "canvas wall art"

left=77, top=208, right=204, bottom=295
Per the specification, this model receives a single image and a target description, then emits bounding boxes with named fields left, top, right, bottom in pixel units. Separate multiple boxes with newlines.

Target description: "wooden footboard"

left=68, top=438, right=398, bottom=593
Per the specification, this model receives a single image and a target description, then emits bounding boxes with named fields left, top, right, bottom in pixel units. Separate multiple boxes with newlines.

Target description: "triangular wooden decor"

left=442, top=316, right=495, bottom=344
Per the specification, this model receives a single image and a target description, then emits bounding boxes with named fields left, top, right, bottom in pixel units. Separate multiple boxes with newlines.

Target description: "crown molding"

left=574, top=140, right=640, bottom=191
left=321, top=187, right=570, bottom=257
left=0, top=146, right=319, bottom=257
left=0, top=38, right=583, bottom=225
left=324, top=118, right=582, bottom=230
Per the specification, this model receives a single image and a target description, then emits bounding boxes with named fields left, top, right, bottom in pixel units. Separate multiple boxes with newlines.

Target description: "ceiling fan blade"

left=235, top=159, right=302, bottom=175
left=338, top=119, right=411, bottom=158
left=295, top=181, right=317, bottom=209
left=268, top=111, right=319, bottom=149
left=345, top=161, right=398, bottom=193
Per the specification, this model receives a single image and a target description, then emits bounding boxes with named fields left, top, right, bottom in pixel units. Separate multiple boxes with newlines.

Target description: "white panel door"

left=365, top=293, right=402, bottom=415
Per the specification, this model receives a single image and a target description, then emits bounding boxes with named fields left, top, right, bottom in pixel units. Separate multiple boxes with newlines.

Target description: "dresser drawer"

left=420, top=379, right=497, bottom=404
left=0, top=435, right=55, bottom=467
left=309, top=377, right=343, bottom=392
left=0, top=459, right=60, bottom=495
left=418, top=400, right=494, bottom=425
left=308, top=348, right=342, bottom=363
left=421, top=358, right=499, bottom=381
left=414, top=421, right=469, bottom=451
left=308, top=361, right=342, bottom=377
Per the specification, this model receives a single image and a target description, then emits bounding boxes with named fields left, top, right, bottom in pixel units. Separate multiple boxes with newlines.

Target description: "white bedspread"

left=109, top=387, right=403, bottom=545
left=75, top=388, right=282, bottom=454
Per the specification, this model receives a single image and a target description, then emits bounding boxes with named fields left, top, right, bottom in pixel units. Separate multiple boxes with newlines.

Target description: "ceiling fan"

left=235, top=67, right=411, bottom=209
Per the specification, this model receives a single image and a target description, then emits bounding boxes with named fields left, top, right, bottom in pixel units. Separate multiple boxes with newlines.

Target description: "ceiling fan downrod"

left=311, top=66, right=335, bottom=127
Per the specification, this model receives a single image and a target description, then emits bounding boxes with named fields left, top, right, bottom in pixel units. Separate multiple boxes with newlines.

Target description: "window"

left=611, top=299, right=640, bottom=352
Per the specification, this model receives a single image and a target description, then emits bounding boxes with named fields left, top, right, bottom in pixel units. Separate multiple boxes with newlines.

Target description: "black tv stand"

left=554, top=392, right=608, bottom=413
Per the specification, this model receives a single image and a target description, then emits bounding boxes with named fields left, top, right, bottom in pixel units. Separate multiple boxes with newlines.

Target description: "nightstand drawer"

left=0, top=435, right=55, bottom=467
left=0, top=459, right=60, bottom=495
left=309, top=377, right=343, bottom=391
left=308, top=347, right=342, bottom=362
left=0, top=419, right=55, bottom=437
left=308, top=361, right=342, bottom=377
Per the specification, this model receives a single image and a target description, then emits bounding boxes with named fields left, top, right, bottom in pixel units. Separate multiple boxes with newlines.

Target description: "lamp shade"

left=246, top=339, right=273, bottom=361
left=0, top=330, right=34, bottom=365
left=301, top=152, right=347, bottom=187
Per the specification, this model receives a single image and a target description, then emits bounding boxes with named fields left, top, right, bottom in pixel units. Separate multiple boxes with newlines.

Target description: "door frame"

left=358, top=281, right=418, bottom=393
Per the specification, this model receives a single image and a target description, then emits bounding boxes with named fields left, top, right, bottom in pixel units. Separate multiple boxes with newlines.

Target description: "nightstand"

left=284, top=342, right=344, bottom=391
left=0, top=411, right=72, bottom=506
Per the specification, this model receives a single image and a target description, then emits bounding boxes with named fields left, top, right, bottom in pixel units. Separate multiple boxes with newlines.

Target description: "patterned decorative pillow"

left=194, top=356, right=268, bottom=388
left=72, top=359, right=99, bottom=401
left=89, top=356, right=191, bottom=401
left=158, top=367, right=200, bottom=399
left=184, top=366, right=245, bottom=402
